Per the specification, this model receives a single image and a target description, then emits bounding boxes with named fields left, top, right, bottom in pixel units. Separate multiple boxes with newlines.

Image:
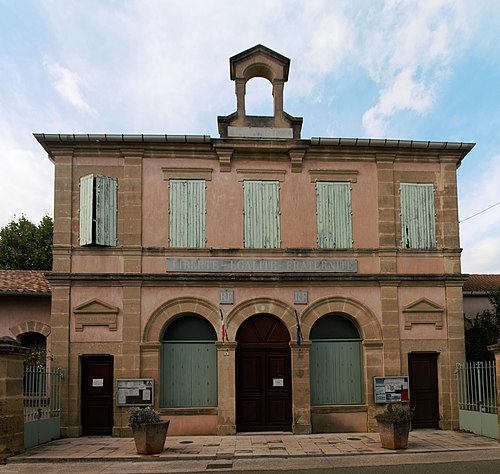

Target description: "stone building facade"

left=35, top=45, right=474, bottom=437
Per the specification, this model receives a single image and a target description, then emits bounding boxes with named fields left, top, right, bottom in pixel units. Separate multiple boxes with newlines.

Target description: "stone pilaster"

left=49, top=283, right=75, bottom=436
left=290, top=341, right=312, bottom=434
left=120, top=151, right=143, bottom=273
left=380, top=283, right=401, bottom=375
left=376, top=156, right=397, bottom=273
left=441, top=283, right=466, bottom=429
left=0, top=337, right=30, bottom=461
left=51, top=150, right=74, bottom=272
left=364, top=341, right=384, bottom=431
left=216, top=342, right=237, bottom=435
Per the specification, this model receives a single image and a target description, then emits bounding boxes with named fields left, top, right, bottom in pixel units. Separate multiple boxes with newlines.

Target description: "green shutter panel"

left=244, top=181, right=280, bottom=248
left=316, top=182, right=352, bottom=249
left=310, top=341, right=364, bottom=405
left=170, top=180, right=206, bottom=248
left=400, top=183, right=436, bottom=248
left=160, top=342, right=217, bottom=407
left=79, top=175, right=94, bottom=246
left=95, top=175, right=117, bottom=246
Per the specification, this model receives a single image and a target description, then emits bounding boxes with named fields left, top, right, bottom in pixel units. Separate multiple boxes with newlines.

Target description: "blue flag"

left=295, top=310, right=302, bottom=346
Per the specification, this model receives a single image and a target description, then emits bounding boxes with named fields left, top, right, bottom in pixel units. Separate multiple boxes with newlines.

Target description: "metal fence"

left=24, top=365, right=63, bottom=448
left=456, top=361, right=498, bottom=439
left=456, top=361, right=497, bottom=414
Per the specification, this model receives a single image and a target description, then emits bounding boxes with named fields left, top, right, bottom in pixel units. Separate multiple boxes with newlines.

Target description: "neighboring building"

left=35, top=45, right=474, bottom=437
left=463, top=274, right=500, bottom=320
left=0, top=270, right=51, bottom=355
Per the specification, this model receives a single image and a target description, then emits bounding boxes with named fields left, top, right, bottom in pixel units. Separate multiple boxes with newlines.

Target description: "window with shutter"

left=79, top=174, right=117, bottom=247
left=160, top=315, right=217, bottom=408
left=244, top=180, right=280, bottom=248
left=310, top=314, right=364, bottom=405
left=169, top=180, right=206, bottom=248
left=400, top=183, right=436, bottom=249
left=316, top=182, right=352, bottom=249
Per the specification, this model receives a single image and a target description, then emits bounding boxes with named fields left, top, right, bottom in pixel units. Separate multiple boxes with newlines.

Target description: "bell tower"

left=218, top=44, right=303, bottom=139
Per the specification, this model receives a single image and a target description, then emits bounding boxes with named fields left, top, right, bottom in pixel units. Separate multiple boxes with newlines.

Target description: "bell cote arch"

left=218, top=44, right=303, bottom=139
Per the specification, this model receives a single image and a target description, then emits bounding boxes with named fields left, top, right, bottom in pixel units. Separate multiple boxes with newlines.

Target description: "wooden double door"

left=236, top=314, right=292, bottom=432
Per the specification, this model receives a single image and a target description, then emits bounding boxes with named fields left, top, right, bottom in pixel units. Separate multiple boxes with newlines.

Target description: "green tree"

left=465, top=289, right=500, bottom=361
left=0, top=215, right=53, bottom=270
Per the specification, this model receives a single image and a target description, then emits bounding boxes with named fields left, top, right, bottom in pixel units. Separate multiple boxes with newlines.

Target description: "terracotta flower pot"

left=377, top=419, right=411, bottom=449
left=131, top=420, right=170, bottom=454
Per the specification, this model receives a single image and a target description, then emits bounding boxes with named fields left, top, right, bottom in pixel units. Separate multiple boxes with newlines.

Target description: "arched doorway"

left=160, top=314, right=217, bottom=408
left=310, top=313, right=364, bottom=405
left=236, top=314, right=291, bottom=432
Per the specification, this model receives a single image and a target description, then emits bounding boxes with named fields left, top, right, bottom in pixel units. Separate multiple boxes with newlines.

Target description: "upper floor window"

left=400, top=183, right=436, bottom=249
left=244, top=180, right=280, bottom=249
left=316, top=181, right=352, bottom=249
left=79, top=174, right=117, bottom=247
left=169, top=179, right=206, bottom=248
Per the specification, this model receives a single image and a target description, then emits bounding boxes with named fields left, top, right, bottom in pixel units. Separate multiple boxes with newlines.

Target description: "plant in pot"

left=374, top=403, right=413, bottom=450
left=128, top=406, right=170, bottom=455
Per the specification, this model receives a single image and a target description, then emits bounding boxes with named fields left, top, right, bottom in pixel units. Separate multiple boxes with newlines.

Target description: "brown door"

left=408, top=353, right=439, bottom=428
left=81, top=355, right=114, bottom=435
left=236, top=314, right=292, bottom=432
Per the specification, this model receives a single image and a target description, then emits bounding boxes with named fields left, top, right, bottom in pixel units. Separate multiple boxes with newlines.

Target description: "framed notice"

left=374, top=376, right=410, bottom=403
left=116, top=379, right=154, bottom=406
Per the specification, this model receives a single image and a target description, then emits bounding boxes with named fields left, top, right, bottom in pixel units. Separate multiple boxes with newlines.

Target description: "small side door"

left=81, top=355, right=114, bottom=435
left=408, top=352, right=439, bottom=428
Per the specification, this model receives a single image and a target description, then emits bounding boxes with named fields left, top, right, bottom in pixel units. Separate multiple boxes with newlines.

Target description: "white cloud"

left=459, top=151, right=500, bottom=273
left=362, top=68, right=434, bottom=137
left=46, top=62, right=97, bottom=115
left=359, top=0, right=471, bottom=136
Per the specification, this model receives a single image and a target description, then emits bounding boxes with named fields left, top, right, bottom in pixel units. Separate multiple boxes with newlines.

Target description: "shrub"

left=128, top=406, right=161, bottom=425
left=375, top=403, right=413, bottom=423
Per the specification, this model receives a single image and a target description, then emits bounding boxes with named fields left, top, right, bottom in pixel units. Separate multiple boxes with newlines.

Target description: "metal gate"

left=455, top=361, right=498, bottom=439
left=24, top=365, right=63, bottom=448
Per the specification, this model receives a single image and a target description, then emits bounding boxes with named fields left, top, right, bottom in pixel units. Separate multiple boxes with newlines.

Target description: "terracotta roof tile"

left=0, top=270, right=51, bottom=294
left=463, top=274, right=500, bottom=293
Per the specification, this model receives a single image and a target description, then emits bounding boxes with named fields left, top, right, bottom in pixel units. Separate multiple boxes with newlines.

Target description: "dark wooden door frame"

left=81, top=355, right=114, bottom=435
left=408, top=352, right=439, bottom=429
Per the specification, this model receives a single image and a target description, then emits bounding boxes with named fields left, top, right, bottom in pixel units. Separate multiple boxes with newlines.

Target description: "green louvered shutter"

left=400, top=183, right=436, bottom=248
left=160, top=342, right=217, bottom=407
left=244, top=180, right=280, bottom=248
left=79, top=175, right=94, bottom=246
left=79, top=174, right=117, bottom=246
left=169, top=180, right=206, bottom=248
left=316, top=182, right=352, bottom=249
left=95, top=175, right=117, bottom=246
left=310, top=340, right=364, bottom=405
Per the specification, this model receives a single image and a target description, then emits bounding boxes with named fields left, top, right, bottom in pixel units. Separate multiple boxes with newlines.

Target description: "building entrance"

left=235, top=314, right=292, bottom=432
left=81, top=355, right=114, bottom=435
left=408, top=352, right=439, bottom=428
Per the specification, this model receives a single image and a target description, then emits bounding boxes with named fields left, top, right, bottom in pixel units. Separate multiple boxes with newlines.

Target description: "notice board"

left=374, top=376, right=410, bottom=403
left=116, top=379, right=154, bottom=406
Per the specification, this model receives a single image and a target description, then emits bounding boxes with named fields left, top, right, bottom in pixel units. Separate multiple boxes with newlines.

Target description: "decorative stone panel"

left=403, top=297, right=444, bottom=330
left=73, top=299, right=119, bottom=331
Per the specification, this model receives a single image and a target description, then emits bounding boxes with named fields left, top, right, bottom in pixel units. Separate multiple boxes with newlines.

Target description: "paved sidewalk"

left=6, top=430, right=500, bottom=463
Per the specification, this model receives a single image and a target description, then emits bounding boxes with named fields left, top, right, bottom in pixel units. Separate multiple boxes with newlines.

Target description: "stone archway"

left=300, top=296, right=383, bottom=343
left=143, top=296, right=220, bottom=343
left=300, top=296, right=384, bottom=432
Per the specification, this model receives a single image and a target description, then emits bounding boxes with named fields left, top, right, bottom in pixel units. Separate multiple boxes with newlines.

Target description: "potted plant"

left=375, top=403, right=412, bottom=449
left=128, top=406, right=169, bottom=455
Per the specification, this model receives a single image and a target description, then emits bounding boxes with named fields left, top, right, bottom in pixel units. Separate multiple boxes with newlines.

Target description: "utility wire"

left=460, top=200, right=500, bottom=223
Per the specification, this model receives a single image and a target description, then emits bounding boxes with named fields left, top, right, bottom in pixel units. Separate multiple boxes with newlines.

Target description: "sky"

left=1, top=0, right=500, bottom=273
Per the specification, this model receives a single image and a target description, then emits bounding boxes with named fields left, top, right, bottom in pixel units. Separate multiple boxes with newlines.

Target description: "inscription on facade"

left=220, top=289, right=234, bottom=304
left=294, top=290, right=308, bottom=305
left=167, top=258, right=357, bottom=273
